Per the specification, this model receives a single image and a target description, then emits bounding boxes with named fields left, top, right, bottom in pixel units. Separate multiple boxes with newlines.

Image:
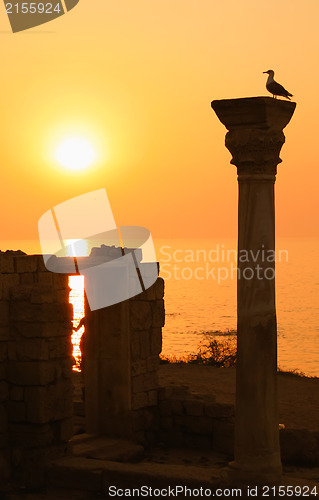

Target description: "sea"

left=68, top=237, right=319, bottom=377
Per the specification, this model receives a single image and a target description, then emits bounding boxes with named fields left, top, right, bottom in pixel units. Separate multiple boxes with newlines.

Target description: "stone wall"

left=0, top=252, right=73, bottom=484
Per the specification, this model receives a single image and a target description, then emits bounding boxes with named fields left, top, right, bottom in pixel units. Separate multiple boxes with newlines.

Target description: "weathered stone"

left=212, top=420, right=234, bottom=456
left=10, top=301, right=73, bottom=323
left=2, top=274, right=19, bottom=299
left=0, top=254, right=14, bottom=273
left=150, top=327, right=162, bottom=355
left=9, top=423, right=54, bottom=447
left=15, top=339, right=49, bottom=361
left=15, top=256, right=38, bottom=273
left=151, top=299, right=165, bottom=327
left=205, top=402, right=234, bottom=419
left=48, top=337, right=73, bottom=359
left=159, top=399, right=172, bottom=417
left=52, top=273, right=69, bottom=290
left=37, top=256, right=49, bottom=272
left=26, top=379, right=73, bottom=424
left=132, top=375, right=144, bottom=394
left=0, top=326, right=10, bottom=343
left=154, top=278, right=164, bottom=299
left=0, top=302, right=9, bottom=325
left=175, top=415, right=213, bottom=435
left=132, top=392, right=148, bottom=410
left=57, top=417, right=73, bottom=442
left=56, top=289, right=71, bottom=304
left=148, top=390, right=158, bottom=407
left=0, top=365, right=5, bottom=381
left=7, top=342, right=17, bottom=360
left=10, top=385, right=24, bottom=401
left=9, top=285, right=32, bottom=301
left=280, top=428, right=319, bottom=466
left=7, top=401, right=27, bottom=422
left=37, top=272, right=53, bottom=285
left=183, top=399, right=204, bottom=417
left=13, top=321, right=72, bottom=339
left=160, top=417, right=173, bottom=429
left=54, top=358, right=73, bottom=380
left=139, top=330, right=150, bottom=359
left=19, top=273, right=35, bottom=285
left=132, top=360, right=147, bottom=376
left=0, top=405, right=8, bottom=431
left=171, top=399, right=184, bottom=415
left=31, top=287, right=55, bottom=304
left=146, top=355, right=159, bottom=372
left=142, top=371, right=157, bottom=391
left=130, top=301, right=152, bottom=331
left=131, top=337, right=140, bottom=361
left=0, top=381, right=8, bottom=402
left=0, top=342, right=7, bottom=361
left=7, top=361, right=55, bottom=386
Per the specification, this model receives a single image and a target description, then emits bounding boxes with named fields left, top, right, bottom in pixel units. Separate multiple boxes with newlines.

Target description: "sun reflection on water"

left=69, top=275, right=85, bottom=372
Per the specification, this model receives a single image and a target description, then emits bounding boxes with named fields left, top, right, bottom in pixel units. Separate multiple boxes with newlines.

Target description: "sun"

left=55, top=136, right=96, bottom=171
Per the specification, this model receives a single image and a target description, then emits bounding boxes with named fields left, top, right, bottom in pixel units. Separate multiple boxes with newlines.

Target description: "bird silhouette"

left=263, top=70, right=293, bottom=100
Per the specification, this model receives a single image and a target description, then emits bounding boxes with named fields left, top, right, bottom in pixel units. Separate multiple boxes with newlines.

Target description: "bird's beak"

left=263, top=71, right=267, bottom=74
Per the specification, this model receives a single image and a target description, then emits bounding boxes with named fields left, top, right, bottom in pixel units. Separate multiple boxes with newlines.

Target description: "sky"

left=1, top=0, right=319, bottom=254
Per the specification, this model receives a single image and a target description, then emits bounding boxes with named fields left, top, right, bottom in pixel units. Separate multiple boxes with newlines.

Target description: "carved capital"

left=225, top=128, right=285, bottom=176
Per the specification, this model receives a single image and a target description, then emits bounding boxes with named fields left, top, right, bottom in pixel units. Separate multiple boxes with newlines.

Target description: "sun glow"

left=55, top=136, right=96, bottom=171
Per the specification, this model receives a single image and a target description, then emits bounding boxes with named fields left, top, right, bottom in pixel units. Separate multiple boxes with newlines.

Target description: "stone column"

left=211, top=97, right=296, bottom=482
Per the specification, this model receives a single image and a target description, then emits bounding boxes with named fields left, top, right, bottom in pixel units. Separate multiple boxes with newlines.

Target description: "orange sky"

left=1, top=0, right=319, bottom=253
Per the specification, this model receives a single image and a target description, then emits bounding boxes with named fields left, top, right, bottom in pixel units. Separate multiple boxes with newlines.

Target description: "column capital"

left=211, top=97, right=296, bottom=176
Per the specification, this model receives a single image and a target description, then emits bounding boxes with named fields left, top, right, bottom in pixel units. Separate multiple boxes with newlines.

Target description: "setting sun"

left=55, top=136, right=96, bottom=171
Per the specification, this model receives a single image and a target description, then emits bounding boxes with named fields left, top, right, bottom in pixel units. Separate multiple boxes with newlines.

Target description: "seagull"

left=263, top=70, right=293, bottom=100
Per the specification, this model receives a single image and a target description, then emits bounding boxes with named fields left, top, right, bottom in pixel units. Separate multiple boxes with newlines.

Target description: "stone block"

left=150, top=328, right=162, bottom=355
left=143, top=371, right=157, bottom=391
left=0, top=381, right=8, bottom=402
left=37, top=256, right=49, bottom=272
left=146, top=355, right=159, bottom=372
left=0, top=432, right=9, bottom=449
left=20, top=273, right=35, bottom=285
left=57, top=417, right=73, bottom=442
left=139, top=330, right=150, bottom=359
left=171, top=399, right=184, bottom=415
left=7, top=342, right=17, bottom=360
left=52, top=273, right=69, bottom=290
left=16, top=339, right=49, bottom=361
left=9, top=285, right=32, bottom=301
left=132, top=375, right=144, bottom=394
left=56, top=289, right=71, bottom=304
left=148, top=390, right=158, bottom=407
left=9, top=423, right=54, bottom=447
left=0, top=365, right=5, bottom=381
left=159, top=399, right=172, bottom=417
left=0, top=342, right=7, bottom=361
left=175, top=415, right=213, bottom=435
left=0, top=254, right=14, bottom=273
left=13, top=321, right=72, bottom=339
left=130, top=301, right=152, bottom=331
left=0, top=404, right=7, bottom=431
left=280, top=428, right=319, bottom=466
left=132, top=360, right=147, bottom=376
left=37, top=272, right=53, bottom=285
left=151, top=299, right=165, bottom=327
left=26, top=379, right=73, bottom=424
left=7, top=401, right=27, bottom=422
left=212, top=420, right=234, bottom=456
left=31, top=287, right=55, bottom=304
left=160, top=417, right=173, bottom=429
left=132, top=392, right=148, bottom=410
left=0, top=301, right=9, bottom=326
left=48, top=337, right=73, bottom=359
left=7, top=361, right=55, bottom=386
left=10, top=385, right=24, bottom=401
left=10, top=301, right=73, bottom=323
left=2, top=274, right=19, bottom=299
left=15, top=256, right=38, bottom=273
left=183, top=399, right=204, bottom=417
left=154, top=278, right=165, bottom=299
left=54, top=358, right=73, bottom=380
left=131, top=336, right=140, bottom=361
left=205, top=403, right=234, bottom=419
